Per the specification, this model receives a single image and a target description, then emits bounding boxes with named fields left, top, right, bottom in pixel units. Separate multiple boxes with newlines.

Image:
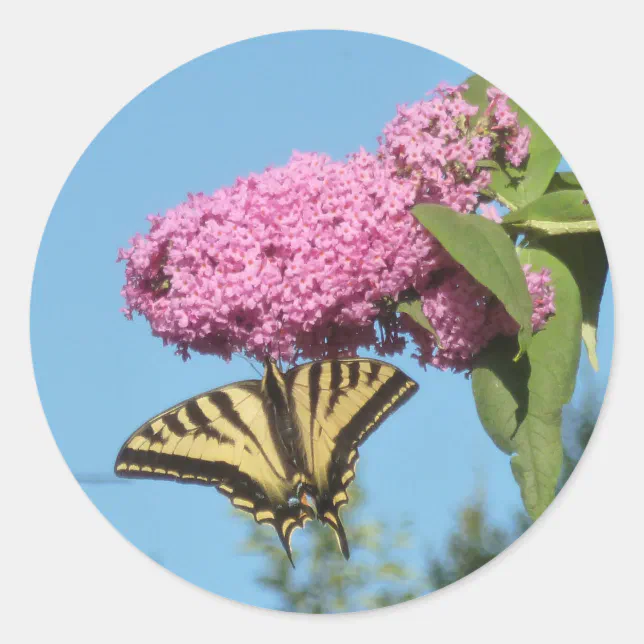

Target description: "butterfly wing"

left=115, top=380, right=312, bottom=564
left=286, top=358, right=418, bottom=558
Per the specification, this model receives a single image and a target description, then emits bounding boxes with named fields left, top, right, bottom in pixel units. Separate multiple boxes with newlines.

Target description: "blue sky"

left=31, top=31, right=613, bottom=610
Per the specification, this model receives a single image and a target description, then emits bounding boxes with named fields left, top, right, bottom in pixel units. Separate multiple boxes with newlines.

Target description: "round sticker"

left=31, top=30, right=612, bottom=613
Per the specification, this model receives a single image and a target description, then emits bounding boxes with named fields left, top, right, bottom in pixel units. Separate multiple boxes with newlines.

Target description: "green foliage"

left=412, top=203, right=534, bottom=356
left=397, top=298, right=442, bottom=347
left=472, top=248, right=582, bottom=520
left=456, top=78, right=608, bottom=518
left=476, top=159, right=503, bottom=171
left=410, top=153, right=607, bottom=519
left=427, top=500, right=531, bottom=591
left=538, top=234, right=608, bottom=371
left=547, top=171, right=583, bottom=193
left=427, top=388, right=597, bottom=591
left=503, top=190, right=598, bottom=236
left=462, top=75, right=561, bottom=209
left=471, top=336, right=530, bottom=455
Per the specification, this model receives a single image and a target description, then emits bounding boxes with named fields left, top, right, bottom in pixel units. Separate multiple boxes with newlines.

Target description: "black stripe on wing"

left=338, top=367, right=417, bottom=449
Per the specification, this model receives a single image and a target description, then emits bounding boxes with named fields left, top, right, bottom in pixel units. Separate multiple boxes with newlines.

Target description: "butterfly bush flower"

left=401, top=264, right=555, bottom=372
left=119, top=83, right=550, bottom=372
left=485, top=88, right=531, bottom=166
left=120, top=151, right=452, bottom=362
left=378, top=83, right=531, bottom=213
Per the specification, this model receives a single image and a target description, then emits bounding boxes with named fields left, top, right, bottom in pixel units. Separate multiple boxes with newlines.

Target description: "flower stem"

left=494, top=192, right=518, bottom=211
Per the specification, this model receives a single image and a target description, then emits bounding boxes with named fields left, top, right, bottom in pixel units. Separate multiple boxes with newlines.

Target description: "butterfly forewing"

left=115, top=380, right=310, bottom=564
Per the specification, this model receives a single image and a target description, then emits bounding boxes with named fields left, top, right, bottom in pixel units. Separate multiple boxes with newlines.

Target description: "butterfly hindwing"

left=114, top=380, right=311, bottom=565
left=286, top=358, right=418, bottom=558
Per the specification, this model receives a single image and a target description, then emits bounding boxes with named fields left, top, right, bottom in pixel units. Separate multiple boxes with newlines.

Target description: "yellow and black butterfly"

left=115, top=357, right=418, bottom=565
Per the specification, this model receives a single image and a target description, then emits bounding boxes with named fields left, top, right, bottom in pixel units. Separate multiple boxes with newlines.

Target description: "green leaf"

left=476, top=159, right=502, bottom=170
left=412, top=204, right=533, bottom=356
left=546, top=171, right=582, bottom=193
left=472, top=247, right=582, bottom=519
left=397, top=299, right=442, bottom=348
left=471, top=335, right=530, bottom=455
left=515, top=247, right=582, bottom=517
left=510, top=414, right=564, bottom=522
left=463, top=75, right=561, bottom=209
left=538, top=234, right=608, bottom=371
left=502, top=190, right=598, bottom=237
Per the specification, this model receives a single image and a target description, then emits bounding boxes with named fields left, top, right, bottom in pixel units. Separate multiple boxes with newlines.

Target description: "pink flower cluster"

left=401, top=263, right=555, bottom=372
left=119, top=150, right=450, bottom=361
left=378, top=83, right=530, bottom=213
left=486, top=88, right=531, bottom=167
left=523, top=264, right=557, bottom=330
left=118, top=83, right=553, bottom=372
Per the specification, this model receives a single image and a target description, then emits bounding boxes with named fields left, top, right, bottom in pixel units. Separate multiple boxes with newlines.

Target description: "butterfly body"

left=115, top=357, right=418, bottom=565
left=260, top=358, right=304, bottom=470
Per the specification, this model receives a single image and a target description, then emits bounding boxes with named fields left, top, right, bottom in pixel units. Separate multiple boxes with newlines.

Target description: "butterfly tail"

left=277, top=530, right=296, bottom=569
left=320, top=509, right=350, bottom=560
left=273, top=504, right=313, bottom=568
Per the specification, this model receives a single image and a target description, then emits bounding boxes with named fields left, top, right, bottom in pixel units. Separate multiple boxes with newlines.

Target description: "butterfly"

left=115, top=357, right=418, bottom=565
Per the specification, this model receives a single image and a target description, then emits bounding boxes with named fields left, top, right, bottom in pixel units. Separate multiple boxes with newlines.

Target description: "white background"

left=1, top=1, right=641, bottom=641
